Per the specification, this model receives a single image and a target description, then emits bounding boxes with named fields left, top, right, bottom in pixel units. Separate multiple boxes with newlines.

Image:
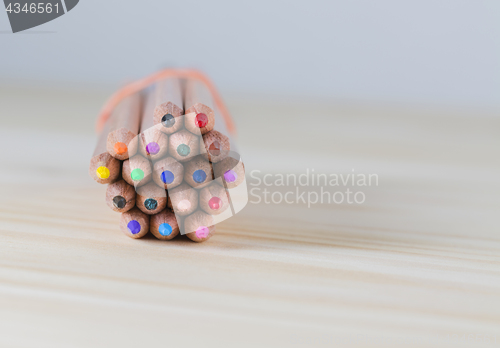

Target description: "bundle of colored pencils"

left=89, top=74, right=245, bottom=242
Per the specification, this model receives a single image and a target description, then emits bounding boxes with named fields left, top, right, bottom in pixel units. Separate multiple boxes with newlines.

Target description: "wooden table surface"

left=0, top=84, right=499, bottom=347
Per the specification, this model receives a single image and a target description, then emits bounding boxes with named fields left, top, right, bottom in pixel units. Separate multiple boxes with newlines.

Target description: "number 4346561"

left=5, top=3, right=59, bottom=14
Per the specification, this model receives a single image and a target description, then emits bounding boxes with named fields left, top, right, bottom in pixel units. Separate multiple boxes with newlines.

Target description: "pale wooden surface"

left=0, top=84, right=499, bottom=347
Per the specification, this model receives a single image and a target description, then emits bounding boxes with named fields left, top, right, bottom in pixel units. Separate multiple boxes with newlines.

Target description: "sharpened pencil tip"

left=178, top=199, right=191, bottom=211
left=224, top=170, right=237, bottom=183
left=159, top=223, right=172, bottom=236
left=195, top=113, right=208, bottom=128
left=146, top=142, right=160, bottom=155
left=96, top=166, right=110, bottom=179
left=161, top=114, right=175, bottom=128
left=114, top=142, right=128, bottom=155
left=193, top=169, right=207, bottom=183
left=209, top=197, right=222, bottom=210
left=196, top=226, right=209, bottom=238
left=161, top=170, right=174, bottom=184
left=131, top=168, right=145, bottom=181
left=144, top=198, right=158, bottom=211
left=127, top=220, right=141, bottom=234
left=113, top=196, right=127, bottom=209
left=209, top=141, right=221, bottom=156
left=177, top=144, right=191, bottom=157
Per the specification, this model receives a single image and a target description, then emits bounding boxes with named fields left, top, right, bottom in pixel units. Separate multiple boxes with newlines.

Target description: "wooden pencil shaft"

left=167, top=183, right=198, bottom=217
left=152, top=79, right=184, bottom=134
left=152, top=156, right=184, bottom=190
left=183, top=78, right=215, bottom=135
left=92, top=112, right=113, bottom=158
left=89, top=110, right=121, bottom=184
left=150, top=208, right=180, bottom=240
left=183, top=155, right=214, bottom=189
left=199, top=182, right=230, bottom=215
left=184, top=210, right=215, bottom=242
left=119, top=207, right=149, bottom=239
left=168, top=129, right=200, bottom=162
left=122, top=155, right=152, bottom=188
left=106, top=92, right=143, bottom=160
left=201, top=130, right=231, bottom=163
left=140, top=87, right=156, bottom=133
left=136, top=182, right=167, bottom=215
left=105, top=179, right=136, bottom=213
left=139, top=89, right=169, bottom=160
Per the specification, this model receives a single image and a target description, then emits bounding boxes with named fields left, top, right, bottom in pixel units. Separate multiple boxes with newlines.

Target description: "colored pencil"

left=167, top=183, right=198, bottom=217
left=138, top=90, right=169, bottom=161
left=183, top=78, right=215, bottom=135
left=91, top=70, right=247, bottom=242
left=136, top=182, right=167, bottom=215
left=168, top=129, right=200, bottom=162
left=184, top=210, right=215, bottom=242
left=150, top=208, right=180, bottom=240
left=106, top=92, right=142, bottom=160
left=201, top=130, right=230, bottom=163
left=152, top=79, right=184, bottom=134
left=89, top=120, right=121, bottom=184
left=152, top=156, right=184, bottom=190
left=119, top=207, right=149, bottom=239
left=105, top=179, right=136, bottom=213
left=213, top=152, right=245, bottom=189
left=183, top=155, right=214, bottom=189
left=122, top=154, right=152, bottom=187
left=199, top=182, right=230, bottom=215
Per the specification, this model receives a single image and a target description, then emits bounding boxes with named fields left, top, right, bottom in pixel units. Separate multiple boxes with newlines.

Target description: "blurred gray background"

left=1, top=0, right=499, bottom=109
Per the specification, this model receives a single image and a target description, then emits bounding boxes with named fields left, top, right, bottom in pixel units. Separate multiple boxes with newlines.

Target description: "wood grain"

left=0, top=86, right=499, bottom=347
